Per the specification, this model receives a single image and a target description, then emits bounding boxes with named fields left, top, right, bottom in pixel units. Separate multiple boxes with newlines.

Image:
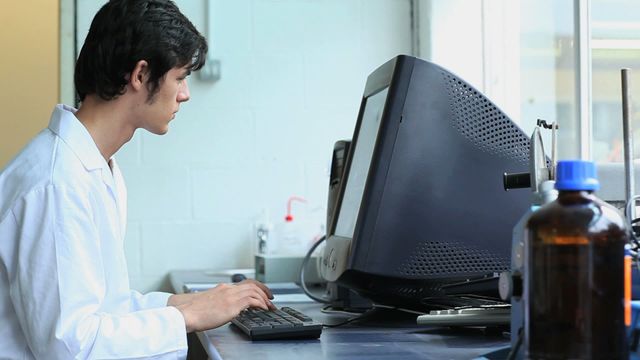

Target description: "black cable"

left=372, top=303, right=426, bottom=315
left=322, top=307, right=379, bottom=328
left=299, top=235, right=331, bottom=304
left=320, top=305, right=366, bottom=316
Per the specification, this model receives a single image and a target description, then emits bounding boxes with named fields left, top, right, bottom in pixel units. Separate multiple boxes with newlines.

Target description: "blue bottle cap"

left=555, top=160, right=600, bottom=191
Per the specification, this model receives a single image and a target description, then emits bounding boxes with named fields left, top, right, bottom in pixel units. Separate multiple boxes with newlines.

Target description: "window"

left=425, top=0, right=640, bottom=164
left=519, top=0, right=577, bottom=159
left=591, top=0, right=640, bottom=163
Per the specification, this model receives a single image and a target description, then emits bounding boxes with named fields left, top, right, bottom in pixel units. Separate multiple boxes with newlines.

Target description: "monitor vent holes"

left=442, top=73, right=529, bottom=165
left=398, top=240, right=509, bottom=276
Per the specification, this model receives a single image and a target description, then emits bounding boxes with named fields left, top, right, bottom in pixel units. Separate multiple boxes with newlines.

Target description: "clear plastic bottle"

left=524, top=160, right=629, bottom=359
left=275, top=217, right=304, bottom=255
left=255, top=209, right=273, bottom=254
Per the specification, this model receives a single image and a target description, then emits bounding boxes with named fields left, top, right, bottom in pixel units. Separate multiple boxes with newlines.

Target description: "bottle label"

left=545, top=235, right=589, bottom=245
left=625, top=253, right=631, bottom=327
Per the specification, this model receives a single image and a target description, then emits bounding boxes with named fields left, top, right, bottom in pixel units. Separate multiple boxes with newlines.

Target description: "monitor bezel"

left=326, top=55, right=416, bottom=269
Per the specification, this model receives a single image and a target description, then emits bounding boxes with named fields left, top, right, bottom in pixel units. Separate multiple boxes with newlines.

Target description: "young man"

left=0, top=0, right=274, bottom=358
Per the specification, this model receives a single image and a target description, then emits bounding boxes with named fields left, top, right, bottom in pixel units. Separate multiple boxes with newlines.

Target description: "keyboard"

left=231, top=306, right=323, bottom=340
left=416, top=305, right=510, bottom=327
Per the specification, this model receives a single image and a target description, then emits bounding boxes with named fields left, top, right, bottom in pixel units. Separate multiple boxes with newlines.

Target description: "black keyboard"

left=230, top=306, right=322, bottom=340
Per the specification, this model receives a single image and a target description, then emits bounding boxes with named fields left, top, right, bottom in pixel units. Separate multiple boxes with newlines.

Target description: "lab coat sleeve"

left=129, top=290, right=173, bottom=311
left=9, top=185, right=188, bottom=359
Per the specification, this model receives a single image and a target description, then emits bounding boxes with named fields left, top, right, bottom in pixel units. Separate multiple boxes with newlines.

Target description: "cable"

left=299, top=235, right=331, bottom=304
left=372, top=303, right=426, bottom=315
left=321, top=303, right=425, bottom=328
left=299, top=237, right=380, bottom=329
left=322, top=307, right=380, bottom=328
left=320, top=305, right=365, bottom=316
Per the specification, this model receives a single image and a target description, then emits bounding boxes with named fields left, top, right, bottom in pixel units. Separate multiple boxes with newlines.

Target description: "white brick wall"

left=77, top=0, right=412, bottom=292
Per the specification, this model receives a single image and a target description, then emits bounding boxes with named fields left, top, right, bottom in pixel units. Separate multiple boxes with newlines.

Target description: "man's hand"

left=168, top=279, right=276, bottom=332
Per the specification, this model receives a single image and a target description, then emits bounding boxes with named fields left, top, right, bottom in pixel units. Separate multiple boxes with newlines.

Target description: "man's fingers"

left=249, top=280, right=274, bottom=299
left=233, top=282, right=276, bottom=310
left=238, top=279, right=274, bottom=299
left=239, top=294, right=268, bottom=311
left=237, top=287, right=270, bottom=307
left=235, top=282, right=273, bottom=302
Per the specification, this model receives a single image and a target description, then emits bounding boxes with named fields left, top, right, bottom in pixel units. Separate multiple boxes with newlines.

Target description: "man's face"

left=137, top=66, right=191, bottom=135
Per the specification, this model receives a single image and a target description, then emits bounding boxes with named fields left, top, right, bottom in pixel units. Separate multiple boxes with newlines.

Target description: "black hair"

left=74, top=0, right=208, bottom=102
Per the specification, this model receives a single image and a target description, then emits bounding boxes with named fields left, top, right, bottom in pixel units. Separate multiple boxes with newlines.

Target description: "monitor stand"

left=325, top=282, right=372, bottom=312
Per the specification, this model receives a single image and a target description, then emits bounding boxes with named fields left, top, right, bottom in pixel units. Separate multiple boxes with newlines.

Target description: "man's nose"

left=178, top=79, right=190, bottom=102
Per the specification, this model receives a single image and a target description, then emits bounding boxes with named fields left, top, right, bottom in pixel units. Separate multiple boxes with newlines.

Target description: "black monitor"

left=320, top=55, right=531, bottom=310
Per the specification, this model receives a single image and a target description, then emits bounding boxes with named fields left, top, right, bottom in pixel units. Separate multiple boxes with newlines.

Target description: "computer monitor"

left=320, top=55, right=532, bottom=310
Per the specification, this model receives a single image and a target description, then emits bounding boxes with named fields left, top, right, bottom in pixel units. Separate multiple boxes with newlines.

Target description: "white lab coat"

left=0, top=105, right=188, bottom=359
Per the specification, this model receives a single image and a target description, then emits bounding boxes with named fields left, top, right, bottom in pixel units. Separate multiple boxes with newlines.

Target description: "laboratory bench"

left=170, top=270, right=511, bottom=360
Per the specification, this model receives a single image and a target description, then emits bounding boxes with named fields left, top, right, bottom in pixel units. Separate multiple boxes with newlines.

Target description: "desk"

left=170, top=270, right=510, bottom=360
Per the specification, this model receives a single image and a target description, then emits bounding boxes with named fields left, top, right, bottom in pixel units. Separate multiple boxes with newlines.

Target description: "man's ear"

left=129, top=60, right=149, bottom=92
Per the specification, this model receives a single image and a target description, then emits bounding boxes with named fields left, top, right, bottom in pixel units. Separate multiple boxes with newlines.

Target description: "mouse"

left=231, top=273, right=247, bottom=283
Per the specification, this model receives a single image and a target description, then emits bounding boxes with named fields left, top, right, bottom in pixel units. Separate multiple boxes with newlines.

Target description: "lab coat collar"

left=47, top=104, right=116, bottom=188
left=48, top=104, right=109, bottom=172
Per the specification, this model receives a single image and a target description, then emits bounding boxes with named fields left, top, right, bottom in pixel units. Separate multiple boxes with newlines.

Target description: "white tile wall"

left=77, top=0, right=412, bottom=293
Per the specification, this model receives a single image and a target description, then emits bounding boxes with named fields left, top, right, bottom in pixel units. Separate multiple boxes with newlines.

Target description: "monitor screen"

left=334, top=87, right=388, bottom=239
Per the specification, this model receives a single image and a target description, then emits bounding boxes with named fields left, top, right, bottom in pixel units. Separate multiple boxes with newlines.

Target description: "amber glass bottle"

left=524, top=160, right=629, bottom=359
